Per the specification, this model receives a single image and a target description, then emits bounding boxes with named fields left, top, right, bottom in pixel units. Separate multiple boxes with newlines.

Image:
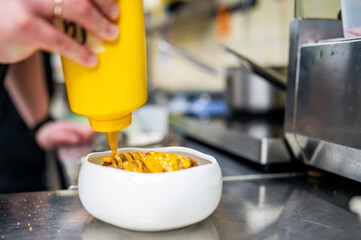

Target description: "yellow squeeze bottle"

left=58, top=1, right=147, bottom=151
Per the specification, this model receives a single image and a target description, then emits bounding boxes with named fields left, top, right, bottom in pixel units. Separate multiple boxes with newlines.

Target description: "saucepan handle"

left=220, top=44, right=287, bottom=91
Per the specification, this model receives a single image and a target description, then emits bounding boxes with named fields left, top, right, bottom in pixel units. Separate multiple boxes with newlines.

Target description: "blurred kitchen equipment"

left=226, top=68, right=285, bottom=114
left=171, top=114, right=291, bottom=165
left=341, top=0, right=361, bottom=38
left=159, top=41, right=287, bottom=114
left=221, top=45, right=286, bottom=114
left=283, top=18, right=361, bottom=182
left=123, top=105, right=169, bottom=146
left=294, top=0, right=340, bottom=19
left=165, top=42, right=291, bottom=165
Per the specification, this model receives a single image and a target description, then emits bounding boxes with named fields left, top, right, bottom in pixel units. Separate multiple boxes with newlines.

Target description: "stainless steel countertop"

left=1, top=139, right=361, bottom=239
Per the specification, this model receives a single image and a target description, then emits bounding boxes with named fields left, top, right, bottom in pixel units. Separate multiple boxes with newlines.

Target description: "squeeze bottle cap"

left=88, top=114, right=132, bottom=132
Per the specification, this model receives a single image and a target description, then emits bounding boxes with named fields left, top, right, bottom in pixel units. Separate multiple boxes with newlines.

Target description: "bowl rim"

left=84, top=146, right=219, bottom=176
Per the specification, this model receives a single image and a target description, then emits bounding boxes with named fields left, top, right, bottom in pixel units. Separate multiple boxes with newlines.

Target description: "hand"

left=35, top=121, right=97, bottom=151
left=0, top=0, right=119, bottom=66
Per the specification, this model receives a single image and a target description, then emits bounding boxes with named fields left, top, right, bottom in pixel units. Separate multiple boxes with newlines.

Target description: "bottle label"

left=54, top=19, right=105, bottom=53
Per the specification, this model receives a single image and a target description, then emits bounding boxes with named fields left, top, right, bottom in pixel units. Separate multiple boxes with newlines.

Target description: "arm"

left=5, top=52, right=96, bottom=150
left=4, top=52, right=49, bottom=128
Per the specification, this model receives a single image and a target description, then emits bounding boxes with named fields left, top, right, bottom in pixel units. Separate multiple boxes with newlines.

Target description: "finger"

left=29, top=0, right=119, bottom=41
left=61, top=0, right=119, bottom=40
left=36, top=125, right=82, bottom=150
left=52, top=122, right=93, bottom=133
left=78, top=130, right=97, bottom=143
left=30, top=17, right=98, bottom=67
left=54, top=122, right=97, bottom=142
left=52, top=127, right=93, bottom=145
left=51, top=131, right=82, bottom=145
left=91, top=0, right=119, bottom=20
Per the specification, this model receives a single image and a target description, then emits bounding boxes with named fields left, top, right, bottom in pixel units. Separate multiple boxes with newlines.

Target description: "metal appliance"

left=171, top=115, right=291, bottom=164
left=284, top=18, right=361, bottom=182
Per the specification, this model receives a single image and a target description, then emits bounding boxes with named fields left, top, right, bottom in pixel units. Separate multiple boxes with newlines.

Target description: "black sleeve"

left=0, top=64, right=8, bottom=85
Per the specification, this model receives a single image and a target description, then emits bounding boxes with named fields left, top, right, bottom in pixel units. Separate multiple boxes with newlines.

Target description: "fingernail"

left=107, top=24, right=119, bottom=39
left=87, top=55, right=98, bottom=67
left=109, top=4, right=120, bottom=20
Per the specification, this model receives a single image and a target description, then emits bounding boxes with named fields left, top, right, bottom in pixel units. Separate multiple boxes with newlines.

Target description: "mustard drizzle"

left=102, top=151, right=198, bottom=173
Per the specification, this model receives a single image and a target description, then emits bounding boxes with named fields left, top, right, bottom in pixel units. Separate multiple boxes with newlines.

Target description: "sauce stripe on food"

left=103, top=151, right=198, bottom=173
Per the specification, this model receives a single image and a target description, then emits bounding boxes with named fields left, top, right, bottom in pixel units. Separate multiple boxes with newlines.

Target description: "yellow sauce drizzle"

left=102, top=151, right=198, bottom=173
left=106, top=131, right=119, bottom=157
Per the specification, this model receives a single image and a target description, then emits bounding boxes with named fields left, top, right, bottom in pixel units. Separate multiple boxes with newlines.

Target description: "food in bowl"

left=102, top=151, right=199, bottom=173
left=78, top=147, right=223, bottom=231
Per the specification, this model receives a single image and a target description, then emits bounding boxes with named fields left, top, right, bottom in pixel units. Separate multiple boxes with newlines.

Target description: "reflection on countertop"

left=83, top=218, right=219, bottom=240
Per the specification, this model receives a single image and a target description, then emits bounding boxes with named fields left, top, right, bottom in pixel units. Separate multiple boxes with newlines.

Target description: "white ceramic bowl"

left=78, top=147, right=223, bottom=232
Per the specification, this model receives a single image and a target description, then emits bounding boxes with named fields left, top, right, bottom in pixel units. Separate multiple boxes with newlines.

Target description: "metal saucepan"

left=225, top=67, right=285, bottom=114
left=220, top=45, right=287, bottom=114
